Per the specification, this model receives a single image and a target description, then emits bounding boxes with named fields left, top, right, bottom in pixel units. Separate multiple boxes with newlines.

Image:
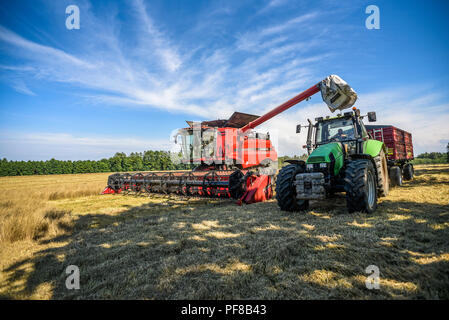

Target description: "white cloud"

left=258, top=89, right=449, bottom=157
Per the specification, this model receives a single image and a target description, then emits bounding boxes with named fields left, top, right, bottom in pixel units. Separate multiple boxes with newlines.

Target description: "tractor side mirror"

left=296, top=125, right=301, bottom=133
left=367, top=112, right=377, bottom=122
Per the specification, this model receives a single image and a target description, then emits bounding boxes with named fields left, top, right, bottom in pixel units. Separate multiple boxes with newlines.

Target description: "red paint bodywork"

left=366, top=125, right=414, bottom=161
left=181, top=127, right=278, bottom=169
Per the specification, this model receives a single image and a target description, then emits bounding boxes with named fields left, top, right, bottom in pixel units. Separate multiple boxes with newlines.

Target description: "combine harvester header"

left=102, top=75, right=358, bottom=204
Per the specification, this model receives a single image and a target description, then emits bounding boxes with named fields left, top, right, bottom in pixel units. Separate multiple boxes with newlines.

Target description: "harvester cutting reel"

left=101, top=169, right=273, bottom=204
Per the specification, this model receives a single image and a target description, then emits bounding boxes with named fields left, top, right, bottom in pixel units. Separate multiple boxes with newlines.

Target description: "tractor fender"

left=284, top=159, right=306, bottom=167
left=363, top=139, right=386, bottom=158
left=349, top=153, right=374, bottom=161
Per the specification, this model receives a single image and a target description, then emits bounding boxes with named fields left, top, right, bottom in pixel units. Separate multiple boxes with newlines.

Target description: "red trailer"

left=365, top=125, right=414, bottom=186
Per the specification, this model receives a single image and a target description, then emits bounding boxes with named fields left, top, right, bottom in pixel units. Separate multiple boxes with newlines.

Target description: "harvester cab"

left=174, top=113, right=278, bottom=172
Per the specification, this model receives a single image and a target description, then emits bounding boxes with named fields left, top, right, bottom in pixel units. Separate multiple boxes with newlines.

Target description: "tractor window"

left=316, top=119, right=355, bottom=144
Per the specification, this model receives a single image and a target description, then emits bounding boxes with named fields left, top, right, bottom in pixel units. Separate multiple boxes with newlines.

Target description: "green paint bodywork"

left=306, top=139, right=385, bottom=176
left=306, top=142, right=344, bottom=175
left=363, top=139, right=384, bottom=157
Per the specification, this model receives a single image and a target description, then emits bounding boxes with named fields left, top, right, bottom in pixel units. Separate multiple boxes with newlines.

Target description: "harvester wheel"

left=389, top=166, right=402, bottom=187
left=403, top=163, right=414, bottom=181
left=374, top=150, right=389, bottom=197
left=344, top=160, right=378, bottom=213
left=229, top=170, right=245, bottom=199
left=275, top=164, right=309, bottom=212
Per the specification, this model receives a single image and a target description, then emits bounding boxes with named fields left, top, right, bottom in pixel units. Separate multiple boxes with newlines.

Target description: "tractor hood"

left=306, top=142, right=345, bottom=176
left=307, top=142, right=343, bottom=164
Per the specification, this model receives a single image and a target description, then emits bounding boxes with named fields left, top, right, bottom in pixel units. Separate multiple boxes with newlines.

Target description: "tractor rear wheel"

left=389, top=166, right=402, bottom=186
left=403, top=163, right=414, bottom=181
left=344, top=160, right=378, bottom=213
left=275, top=164, right=309, bottom=212
left=374, top=150, right=389, bottom=197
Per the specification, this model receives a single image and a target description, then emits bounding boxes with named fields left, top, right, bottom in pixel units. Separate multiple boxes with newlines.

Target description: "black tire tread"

left=344, top=160, right=377, bottom=213
left=275, top=164, right=309, bottom=212
left=373, top=150, right=389, bottom=197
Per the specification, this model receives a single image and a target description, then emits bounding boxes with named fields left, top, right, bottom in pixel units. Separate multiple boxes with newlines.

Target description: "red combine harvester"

left=101, top=75, right=358, bottom=204
left=366, top=125, right=414, bottom=186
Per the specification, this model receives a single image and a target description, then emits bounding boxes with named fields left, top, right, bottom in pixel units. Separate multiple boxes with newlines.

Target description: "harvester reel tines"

left=131, top=173, right=143, bottom=192
left=179, top=174, right=188, bottom=196
left=161, top=173, right=170, bottom=194
left=143, top=173, right=152, bottom=193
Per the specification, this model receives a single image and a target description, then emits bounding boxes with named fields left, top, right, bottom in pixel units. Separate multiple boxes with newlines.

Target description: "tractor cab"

left=301, top=108, right=376, bottom=156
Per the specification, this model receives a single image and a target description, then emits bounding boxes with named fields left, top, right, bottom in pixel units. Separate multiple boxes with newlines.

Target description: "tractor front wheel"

left=275, top=164, right=309, bottom=212
left=344, top=160, right=378, bottom=213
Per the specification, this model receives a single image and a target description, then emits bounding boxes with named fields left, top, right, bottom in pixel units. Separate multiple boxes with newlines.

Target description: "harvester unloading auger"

left=101, top=75, right=358, bottom=204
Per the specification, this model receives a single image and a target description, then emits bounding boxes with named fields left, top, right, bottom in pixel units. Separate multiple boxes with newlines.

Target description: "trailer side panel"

left=365, top=125, right=414, bottom=162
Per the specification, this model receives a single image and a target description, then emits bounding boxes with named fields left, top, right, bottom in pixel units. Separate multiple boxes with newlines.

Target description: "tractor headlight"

left=319, top=163, right=327, bottom=168
left=307, top=164, right=314, bottom=170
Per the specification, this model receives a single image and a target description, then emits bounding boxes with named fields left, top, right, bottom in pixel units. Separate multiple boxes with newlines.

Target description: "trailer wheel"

left=389, top=166, right=402, bottom=187
left=344, top=160, right=378, bottom=213
left=403, top=163, right=414, bottom=181
left=374, top=150, right=389, bottom=197
left=275, top=164, right=309, bottom=212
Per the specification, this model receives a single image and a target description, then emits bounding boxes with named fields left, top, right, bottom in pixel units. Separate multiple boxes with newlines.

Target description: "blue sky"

left=0, top=0, right=448, bottom=160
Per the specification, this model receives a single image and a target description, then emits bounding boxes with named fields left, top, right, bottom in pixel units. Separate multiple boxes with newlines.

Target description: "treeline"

left=0, top=151, right=193, bottom=177
left=278, top=155, right=308, bottom=168
left=413, top=151, right=448, bottom=165
left=412, top=147, right=449, bottom=164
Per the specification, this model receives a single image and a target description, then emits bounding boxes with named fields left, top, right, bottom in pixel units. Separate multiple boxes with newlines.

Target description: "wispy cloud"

left=0, top=3, right=326, bottom=119
left=11, top=80, right=35, bottom=96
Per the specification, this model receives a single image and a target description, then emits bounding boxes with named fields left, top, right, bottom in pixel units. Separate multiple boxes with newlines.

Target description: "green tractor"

left=276, top=107, right=389, bottom=213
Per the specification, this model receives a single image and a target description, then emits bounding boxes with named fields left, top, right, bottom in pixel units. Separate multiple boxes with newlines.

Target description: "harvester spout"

left=240, top=74, right=357, bottom=132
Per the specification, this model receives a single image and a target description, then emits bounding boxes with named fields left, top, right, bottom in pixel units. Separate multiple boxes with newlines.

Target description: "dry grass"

left=0, top=173, right=109, bottom=243
left=0, top=164, right=448, bottom=299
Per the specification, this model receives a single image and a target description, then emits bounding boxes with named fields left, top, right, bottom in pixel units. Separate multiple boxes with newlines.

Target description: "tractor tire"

left=389, top=166, right=402, bottom=187
left=403, top=163, right=414, bottom=181
left=275, top=164, right=309, bottom=212
left=374, top=150, right=389, bottom=197
left=344, top=160, right=378, bottom=213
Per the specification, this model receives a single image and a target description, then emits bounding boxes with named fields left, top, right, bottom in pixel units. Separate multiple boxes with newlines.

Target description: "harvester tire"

left=344, top=160, right=378, bottom=213
left=275, top=164, right=309, bottom=212
left=389, top=166, right=402, bottom=186
left=403, top=163, right=414, bottom=181
left=374, top=150, right=389, bottom=197
left=229, top=170, right=245, bottom=199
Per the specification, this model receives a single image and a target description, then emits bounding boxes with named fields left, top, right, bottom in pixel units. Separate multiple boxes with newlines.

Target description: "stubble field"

left=0, top=164, right=448, bottom=299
